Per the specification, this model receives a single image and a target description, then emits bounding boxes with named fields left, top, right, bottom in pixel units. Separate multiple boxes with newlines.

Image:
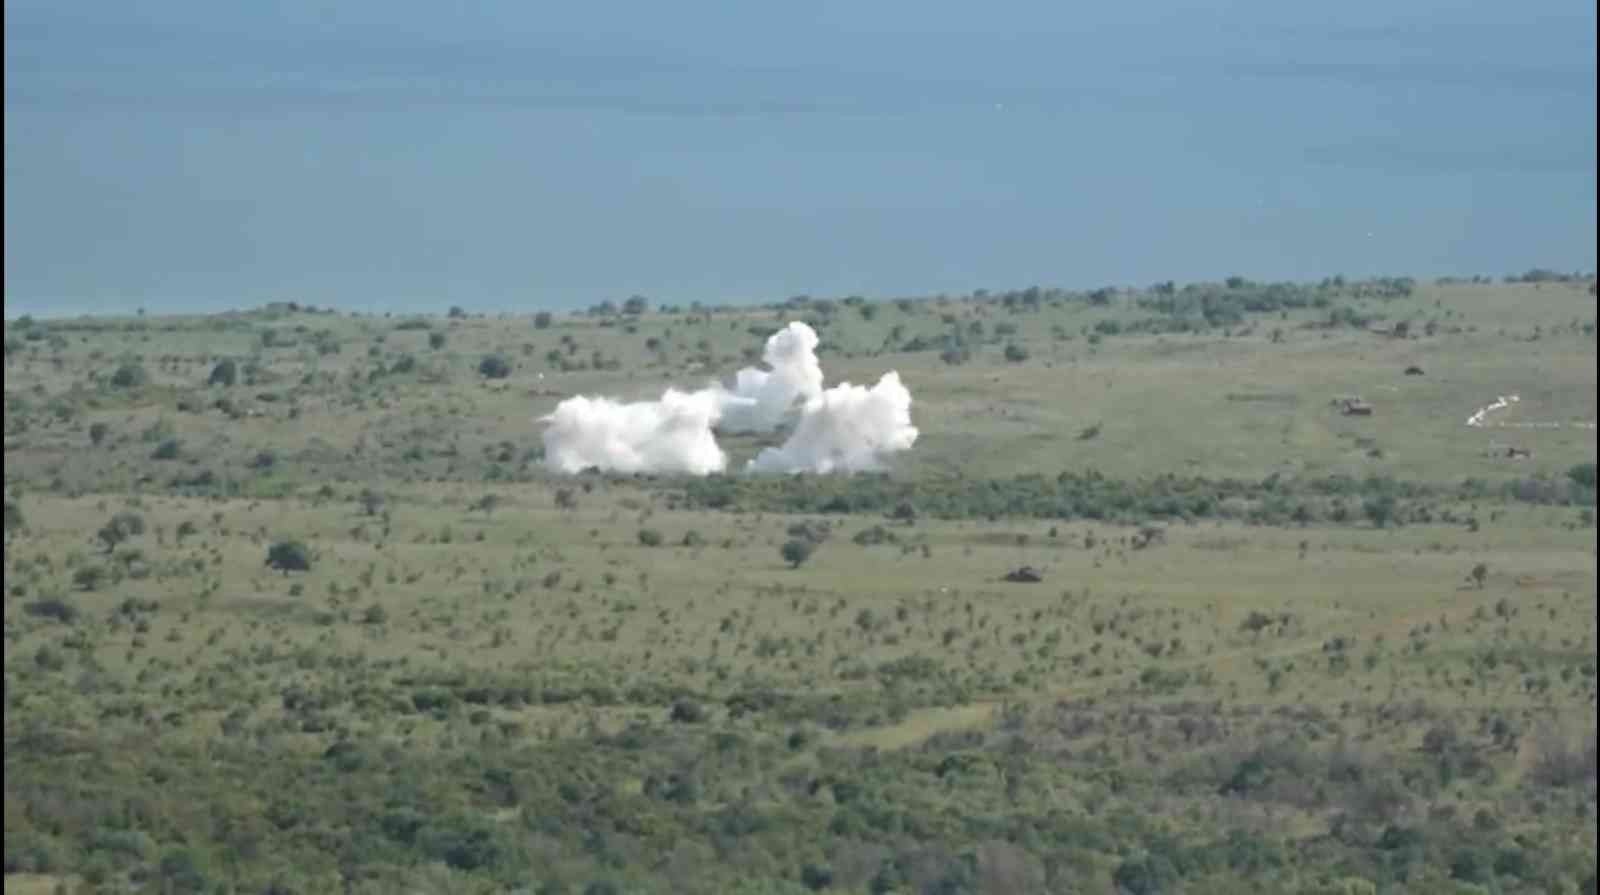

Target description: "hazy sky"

left=5, top=1, right=1595, bottom=317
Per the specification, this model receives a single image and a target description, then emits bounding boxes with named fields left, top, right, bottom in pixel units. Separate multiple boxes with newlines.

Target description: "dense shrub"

left=208, top=359, right=238, bottom=387
left=781, top=540, right=814, bottom=568
left=676, top=470, right=1458, bottom=526
left=265, top=540, right=313, bottom=574
left=478, top=354, right=512, bottom=379
left=109, top=363, right=148, bottom=389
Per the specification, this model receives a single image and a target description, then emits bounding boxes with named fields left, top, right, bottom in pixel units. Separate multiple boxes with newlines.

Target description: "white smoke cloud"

left=749, top=372, right=919, bottom=474
left=539, top=321, right=917, bottom=476
left=714, top=322, right=824, bottom=433
left=540, top=389, right=734, bottom=476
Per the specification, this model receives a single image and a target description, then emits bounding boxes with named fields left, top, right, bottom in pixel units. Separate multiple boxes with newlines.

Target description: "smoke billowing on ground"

left=540, top=322, right=918, bottom=475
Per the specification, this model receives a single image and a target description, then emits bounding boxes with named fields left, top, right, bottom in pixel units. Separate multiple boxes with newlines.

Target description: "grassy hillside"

left=4, top=276, right=1596, bottom=894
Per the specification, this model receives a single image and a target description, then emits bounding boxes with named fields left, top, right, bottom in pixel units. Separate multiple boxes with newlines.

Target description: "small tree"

left=73, top=565, right=107, bottom=591
left=109, top=363, right=149, bottom=389
left=428, top=331, right=447, bottom=350
left=97, top=512, right=146, bottom=553
left=358, top=489, right=385, bottom=517
left=800, top=864, right=834, bottom=891
left=669, top=699, right=705, bottom=723
left=781, top=539, right=814, bottom=569
left=1113, top=855, right=1178, bottom=895
left=1363, top=494, right=1397, bottom=528
left=265, top=540, right=313, bottom=575
left=1003, top=343, right=1029, bottom=363
left=448, top=305, right=468, bottom=319
left=1569, top=462, right=1597, bottom=489
left=1239, top=611, right=1274, bottom=636
left=475, top=494, right=501, bottom=516
left=478, top=354, right=512, bottom=379
left=89, top=422, right=110, bottom=446
left=1470, top=563, right=1489, bottom=589
left=534, top=311, right=553, bottom=330
left=208, top=359, right=238, bottom=387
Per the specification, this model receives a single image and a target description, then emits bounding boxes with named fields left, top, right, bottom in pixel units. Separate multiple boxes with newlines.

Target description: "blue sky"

left=5, top=1, right=1595, bottom=316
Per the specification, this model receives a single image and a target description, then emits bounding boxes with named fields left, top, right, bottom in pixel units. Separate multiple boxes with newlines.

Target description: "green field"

left=4, top=276, right=1596, bottom=894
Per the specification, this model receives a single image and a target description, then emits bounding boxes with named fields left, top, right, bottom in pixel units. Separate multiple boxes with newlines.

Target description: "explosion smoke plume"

left=539, top=322, right=917, bottom=475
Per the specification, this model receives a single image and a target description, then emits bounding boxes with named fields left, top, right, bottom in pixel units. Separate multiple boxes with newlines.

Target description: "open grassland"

left=4, top=276, right=1596, bottom=894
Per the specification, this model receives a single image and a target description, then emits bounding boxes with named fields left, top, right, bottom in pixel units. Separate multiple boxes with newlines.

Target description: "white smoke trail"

left=538, top=321, right=917, bottom=475
left=1466, top=394, right=1519, bottom=427
left=749, top=372, right=920, bottom=474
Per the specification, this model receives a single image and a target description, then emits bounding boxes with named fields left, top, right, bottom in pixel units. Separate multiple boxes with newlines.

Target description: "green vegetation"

left=2, top=276, right=1595, bottom=893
